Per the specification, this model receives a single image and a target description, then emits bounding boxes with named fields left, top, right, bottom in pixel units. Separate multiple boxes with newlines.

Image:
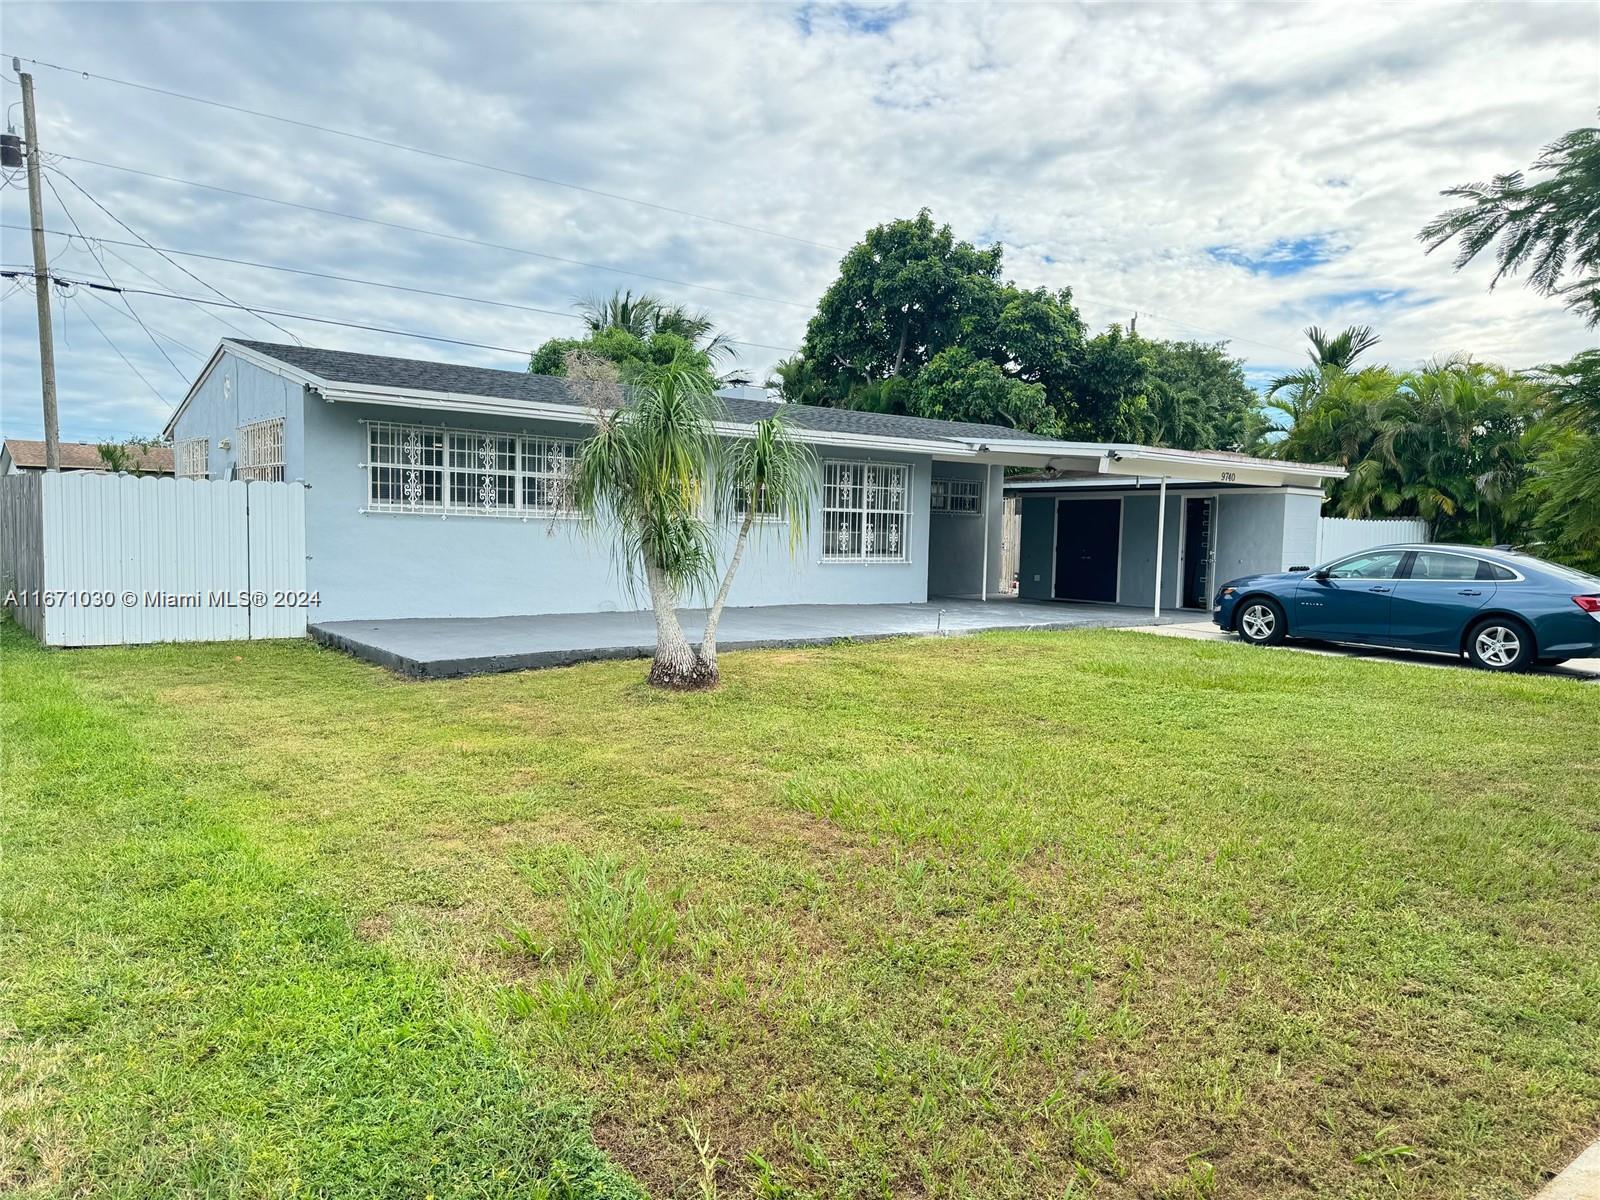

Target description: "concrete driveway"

left=1130, top=618, right=1600, bottom=681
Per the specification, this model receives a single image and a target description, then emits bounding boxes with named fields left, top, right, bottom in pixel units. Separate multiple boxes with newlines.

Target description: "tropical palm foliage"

left=1523, top=350, right=1600, bottom=572
left=1420, top=120, right=1600, bottom=327
left=578, top=289, right=736, bottom=362
left=567, top=352, right=814, bottom=689
left=1262, top=337, right=1594, bottom=555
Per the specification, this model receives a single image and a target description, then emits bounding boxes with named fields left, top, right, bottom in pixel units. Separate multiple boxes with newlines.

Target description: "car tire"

left=1236, top=597, right=1287, bottom=646
left=1465, top=616, right=1535, bottom=672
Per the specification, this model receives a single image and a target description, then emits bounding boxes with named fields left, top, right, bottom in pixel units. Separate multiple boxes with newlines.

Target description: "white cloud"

left=1, top=1, right=1593, bottom=442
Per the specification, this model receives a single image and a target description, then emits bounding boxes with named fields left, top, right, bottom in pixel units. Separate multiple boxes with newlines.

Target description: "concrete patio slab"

left=311, top=597, right=1174, bottom=678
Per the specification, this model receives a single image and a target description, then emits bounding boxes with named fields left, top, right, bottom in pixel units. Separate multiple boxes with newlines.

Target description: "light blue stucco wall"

left=926, top=462, right=1003, bottom=599
left=1116, top=493, right=1183, bottom=610
left=298, top=392, right=937, bottom=622
left=1214, top=492, right=1287, bottom=582
left=170, top=355, right=306, bottom=481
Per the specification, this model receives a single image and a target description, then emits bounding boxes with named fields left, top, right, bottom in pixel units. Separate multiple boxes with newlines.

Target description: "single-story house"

left=161, top=339, right=1345, bottom=624
left=1, top=438, right=174, bottom=476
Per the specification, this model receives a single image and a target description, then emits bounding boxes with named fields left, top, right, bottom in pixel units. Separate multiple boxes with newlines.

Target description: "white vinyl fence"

left=0, top=473, right=306, bottom=646
left=1314, top=516, right=1429, bottom=563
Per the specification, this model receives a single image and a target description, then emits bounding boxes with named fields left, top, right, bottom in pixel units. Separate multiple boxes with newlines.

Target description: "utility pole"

left=16, top=62, right=60, bottom=470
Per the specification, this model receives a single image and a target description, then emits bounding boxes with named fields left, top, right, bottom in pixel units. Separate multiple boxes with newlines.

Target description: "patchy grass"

left=2, top=624, right=1596, bottom=1199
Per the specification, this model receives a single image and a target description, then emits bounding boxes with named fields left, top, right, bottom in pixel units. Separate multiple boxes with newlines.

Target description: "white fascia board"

left=315, top=384, right=976, bottom=457
left=163, top=340, right=328, bottom=439
left=957, top=437, right=1345, bottom=485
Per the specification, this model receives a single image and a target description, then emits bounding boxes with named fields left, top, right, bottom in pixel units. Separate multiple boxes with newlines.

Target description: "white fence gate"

left=1314, top=516, right=1430, bottom=563
left=0, top=473, right=306, bottom=646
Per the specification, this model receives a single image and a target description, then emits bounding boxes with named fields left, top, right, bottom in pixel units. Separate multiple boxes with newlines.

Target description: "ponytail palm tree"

left=569, top=355, right=815, bottom=690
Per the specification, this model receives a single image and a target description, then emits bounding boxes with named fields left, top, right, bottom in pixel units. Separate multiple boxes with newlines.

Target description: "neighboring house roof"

left=2, top=438, right=174, bottom=473
left=220, top=340, right=1058, bottom=448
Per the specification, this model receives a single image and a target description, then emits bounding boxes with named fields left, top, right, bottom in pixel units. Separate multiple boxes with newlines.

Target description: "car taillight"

left=1573, top=595, right=1600, bottom=613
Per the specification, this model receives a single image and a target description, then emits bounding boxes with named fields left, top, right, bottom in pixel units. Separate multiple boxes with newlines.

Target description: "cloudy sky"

left=1, top=1, right=1595, bottom=444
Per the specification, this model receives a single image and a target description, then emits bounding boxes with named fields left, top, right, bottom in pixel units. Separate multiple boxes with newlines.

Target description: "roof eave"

left=954, top=437, right=1346, bottom=484
left=313, top=383, right=979, bottom=456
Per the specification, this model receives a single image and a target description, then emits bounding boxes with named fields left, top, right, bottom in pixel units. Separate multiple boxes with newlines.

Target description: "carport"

left=968, top=441, right=1346, bottom=618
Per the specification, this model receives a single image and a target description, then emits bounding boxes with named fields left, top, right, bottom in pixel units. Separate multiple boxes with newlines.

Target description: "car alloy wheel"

left=1240, top=603, right=1276, bottom=642
left=1473, top=624, right=1522, bottom=668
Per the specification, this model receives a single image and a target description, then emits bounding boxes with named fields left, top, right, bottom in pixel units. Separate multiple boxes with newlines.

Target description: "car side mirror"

left=1310, top=568, right=1330, bottom=581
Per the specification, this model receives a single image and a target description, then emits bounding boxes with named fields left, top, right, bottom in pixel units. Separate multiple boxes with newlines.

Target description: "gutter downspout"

left=1153, top=474, right=1168, bottom=622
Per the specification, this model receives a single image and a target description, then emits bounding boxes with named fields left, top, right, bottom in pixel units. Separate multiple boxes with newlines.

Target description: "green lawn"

left=2, top=624, right=1597, bottom=1199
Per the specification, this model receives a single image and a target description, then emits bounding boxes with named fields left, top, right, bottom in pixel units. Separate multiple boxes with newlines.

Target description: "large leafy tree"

left=909, top=347, right=1050, bottom=430
left=1420, top=120, right=1600, bottom=328
left=1062, top=324, right=1151, bottom=441
left=1137, top=338, right=1261, bottom=451
left=566, top=352, right=814, bottom=690
left=794, top=211, right=1263, bottom=447
left=802, top=209, right=1004, bottom=387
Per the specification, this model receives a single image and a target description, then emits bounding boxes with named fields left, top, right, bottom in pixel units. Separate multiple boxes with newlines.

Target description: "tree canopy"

left=787, top=210, right=1259, bottom=450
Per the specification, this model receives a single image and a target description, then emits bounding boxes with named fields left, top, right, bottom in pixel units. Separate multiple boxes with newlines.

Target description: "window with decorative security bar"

left=931, top=477, right=982, bottom=515
left=174, top=437, right=209, bottom=480
left=237, top=418, right=285, bottom=481
left=822, top=460, right=910, bottom=562
left=366, top=421, right=580, bottom=517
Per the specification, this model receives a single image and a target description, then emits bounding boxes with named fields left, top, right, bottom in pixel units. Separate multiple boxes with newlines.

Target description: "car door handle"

left=1457, top=589, right=1482, bottom=596
left=1367, top=586, right=1392, bottom=593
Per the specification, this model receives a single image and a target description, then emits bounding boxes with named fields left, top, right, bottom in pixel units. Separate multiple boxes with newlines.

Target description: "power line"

left=82, top=285, right=202, bottom=359
left=41, top=172, right=189, bottom=382
left=52, top=154, right=813, bottom=311
left=5, top=51, right=849, bottom=254
left=1, top=223, right=802, bottom=354
left=3, top=267, right=548, bottom=357
left=66, top=289, right=169, bottom=408
left=45, top=164, right=306, bottom=344
left=98, top=241, right=257, bottom=339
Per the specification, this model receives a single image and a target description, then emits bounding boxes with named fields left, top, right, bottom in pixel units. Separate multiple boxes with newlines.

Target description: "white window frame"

left=821, top=460, right=911, bottom=563
left=931, top=476, right=982, bottom=516
left=237, top=418, right=285, bottom=482
left=735, top=482, right=786, bottom=523
left=174, top=437, right=209, bottom=480
left=364, top=420, right=580, bottom=519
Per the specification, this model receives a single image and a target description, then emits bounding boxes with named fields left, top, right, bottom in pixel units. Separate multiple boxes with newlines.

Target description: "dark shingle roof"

left=230, top=341, right=1052, bottom=446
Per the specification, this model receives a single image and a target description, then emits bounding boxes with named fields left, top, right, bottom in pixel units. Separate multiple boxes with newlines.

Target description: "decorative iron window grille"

left=822, top=460, right=910, bottom=562
left=931, top=477, right=982, bottom=515
left=366, top=421, right=580, bottom=517
left=174, top=437, right=209, bottom=480
left=237, top=418, right=285, bottom=482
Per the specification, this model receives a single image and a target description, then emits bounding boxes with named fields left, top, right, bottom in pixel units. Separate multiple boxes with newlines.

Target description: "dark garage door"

left=1054, top=498, right=1120, bottom=603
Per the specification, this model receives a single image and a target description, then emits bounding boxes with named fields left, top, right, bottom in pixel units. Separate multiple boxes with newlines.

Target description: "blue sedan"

left=1213, top=544, right=1600, bottom=671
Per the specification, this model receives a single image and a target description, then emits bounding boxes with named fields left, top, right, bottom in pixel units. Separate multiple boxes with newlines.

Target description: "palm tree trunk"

left=642, top=557, right=713, bottom=689
left=699, top=508, right=756, bottom=671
